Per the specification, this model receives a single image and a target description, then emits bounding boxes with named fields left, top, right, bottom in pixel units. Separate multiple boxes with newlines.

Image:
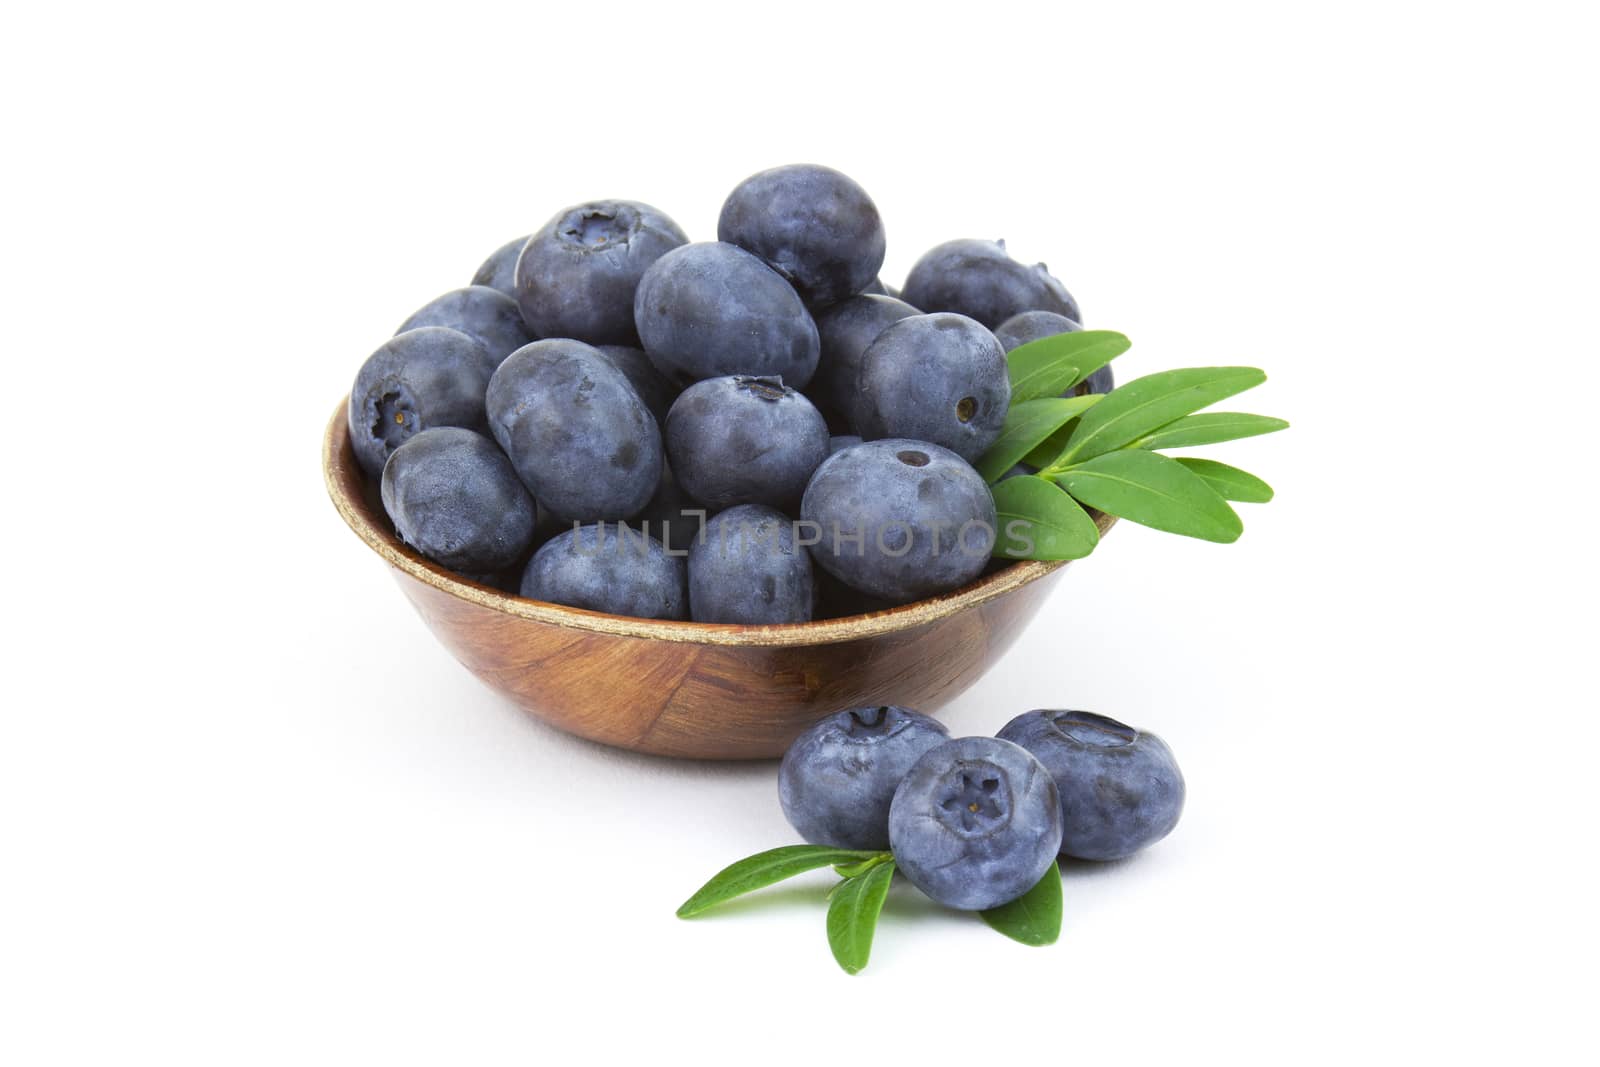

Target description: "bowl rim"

left=324, top=399, right=1109, bottom=648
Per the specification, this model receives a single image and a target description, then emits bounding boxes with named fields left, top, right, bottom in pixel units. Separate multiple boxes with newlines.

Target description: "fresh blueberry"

left=801, top=439, right=997, bottom=603
left=811, top=294, right=919, bottom=429
left=994, top=310, right=1114, bottom=395
left=471, top=235, right=530, bottom=298
left=380, top=427, right=536, bottom=574
left=348, top=327, right=496, bottom=479
left=397, top=285, right=535, bottom=366
left=901, top=238, right=1080, bottom=329
left=688, top=504, right=814, bottom=624
left=486, top=339, right=662, bottom=523
left=665, top=375, right=829, bottom=511
left=856, top=313, right=1011, bottom=463
left=996, top=710, right=1185, bottom=861
left=630, top=462, right=705, bottom=555
left=888, top=736, right=1063, bottom=910
left=861, top=277, right=899, bottom=299
left=514, top=200, right=687, bottom=346
left=634, top=242, right=821, bottom=387
left=778, top=706, right=951, bottom=849
left=519, top=523, right=687, bottom=620
left=717, top=164, right=886, bottom=307
left=595, top=344, right=678, bottom=425
left=828, top=434, right=862, bottom=455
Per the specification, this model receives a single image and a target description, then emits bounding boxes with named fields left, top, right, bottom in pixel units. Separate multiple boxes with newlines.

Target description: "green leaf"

left=1175, top=458, right=1275, bottom=503
left=1133, top=412, right=1289, bottom=450
left=1056, top=367, right=1268, bottom=465
left=832, top=852, right=894, bottom=879
left=1022, top=424, right=1077, bottom=469
left=1055, top=450, right=1243, bottom=543
left=990, top=475, right=1100, bottom=560
left=827, top=860, right=896, bottom=975
left=980, top=862, right=1063, bottom=946
left=1006, top=330, right=1131, bottom=403
left=975, top=395, right=1102, bottom=483
left=676, top=845, right=884, bottom=918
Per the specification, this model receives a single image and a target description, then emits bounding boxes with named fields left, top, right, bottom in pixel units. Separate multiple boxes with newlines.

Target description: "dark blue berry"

left=665, top=375, right=829, bottom=511
left=398, top=285, right=534, bottom=366
left=520, top=523, right=686, bottom=620
left=634, top=242, right=820, bottom=387
left=515, top=200, right=687, bottom=346
left=888, top=736, right=1062, bottom=910
left=688, top=504, right=814, bottom=624
left=779, top=706, right=950, bottom=849
left=856, top=313, right=1010, bottom=463
left=348, top=326, right=495, bottom=479
left=486, top=339, right=661, bottom=523
left=901, top=238, right=1080, bottom=328
left=717, top=164, right=886, bottom=307
left=996, top=710, right=1185, bottom=861
left=380, top=427, right=535, bottom=574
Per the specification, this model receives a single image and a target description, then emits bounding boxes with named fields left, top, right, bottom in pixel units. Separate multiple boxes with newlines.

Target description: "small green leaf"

left=980, top=862, right=1063, bottom=946
left=1133, top=412, right=1289, bottom=450
left=1055, top=450, right=1243, bottom=543
left=991, top=476, right=1100, bottom=560
left=976, top=395, right=1102, bottom=483
left=677, top=845, right=884, bottom=918
left=1175, top=457, right=1275, bottom=503
left=1022, top=424, right=1077, bottom=469
left=1006, top=329, right=1130, bottom=403
left=832, top=852, right=894, bottom=879
left=1058, top=367, right=1268, bottom=465
left=827, top=860, right=896, bottom=975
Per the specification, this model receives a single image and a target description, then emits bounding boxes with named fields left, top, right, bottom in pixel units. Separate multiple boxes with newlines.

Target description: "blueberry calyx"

left=895, top=449, right=929, bottom=467
left=1049, top=710, right=1138, bottom=748
left=935, top=761, right=1013, bottom=835
left=560, top=204, right=637, bottom=249
left=733, top=375, right=790, bottom=402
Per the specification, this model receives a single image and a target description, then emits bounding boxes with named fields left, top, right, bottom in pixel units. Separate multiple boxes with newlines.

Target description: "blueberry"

left=397, top=285, right=535, bottom=366
left=486, top=339, right=662, bottom=523
left=348, top=327, right=496, bottom=479
left=634, top=242, right=821, bottom=387
left=688, top=504, right=814, bottom=625
left=665, top=375, right=829, bottom=511
left=514, top=200, right=687, bottom=346
left=471, top=235, right=530, bottom=298
left=994, top=310, right=1114, bottom=395
left=717, top=164, right=886, bottom=307
left=996, top=710, right=1185, bottom=861
left=888, top=736, right=1063, bottom=910
left=901, top=238, right=1080, bottom=329
left=856, top=313, right=1010, bottom=463
left=595, top=344, right=678, bottom=425
left=828, top=434, right=862, bottom=455
left=630, top=462, right=705, bottom=555
left=861, top=277, right=899, bottom=299
left=801, top=439, right=996, bottom=603
left=778, top=706, right=951, bottom=849
left=520, top=523, right=687, bottom=620
left=811, top=294, right=919, bottom=429
left=380, top=427, right=536, bottom=574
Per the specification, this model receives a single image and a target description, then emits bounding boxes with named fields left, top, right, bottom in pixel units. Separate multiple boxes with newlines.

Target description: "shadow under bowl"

left=322, top=401, right=1111, bottom=759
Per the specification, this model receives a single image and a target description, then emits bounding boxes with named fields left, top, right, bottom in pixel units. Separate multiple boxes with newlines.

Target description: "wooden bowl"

left=322, top=402, right=1113, bottom=759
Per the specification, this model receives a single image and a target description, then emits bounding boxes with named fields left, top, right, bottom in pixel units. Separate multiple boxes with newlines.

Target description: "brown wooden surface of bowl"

left=323, top=401, right=1113, bottom=758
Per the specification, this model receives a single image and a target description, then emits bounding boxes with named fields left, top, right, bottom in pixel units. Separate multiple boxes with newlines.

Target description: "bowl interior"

left=323, top=400, right=1109, bottom=647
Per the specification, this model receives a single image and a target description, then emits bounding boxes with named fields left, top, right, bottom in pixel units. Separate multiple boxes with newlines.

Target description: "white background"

left=4, top=2, right=1596, bottom=1063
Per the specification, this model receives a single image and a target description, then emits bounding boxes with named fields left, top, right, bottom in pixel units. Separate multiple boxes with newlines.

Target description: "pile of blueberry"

left=350, top=164, right=1105, bottom=622
left=780, top=706, right=1184, bottom=910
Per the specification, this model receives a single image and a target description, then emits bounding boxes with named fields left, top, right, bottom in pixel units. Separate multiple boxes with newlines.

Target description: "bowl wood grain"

left=323, top=401, right=1112, bottom=758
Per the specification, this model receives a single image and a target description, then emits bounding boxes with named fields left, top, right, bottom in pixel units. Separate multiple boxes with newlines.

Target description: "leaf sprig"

left=677, top=845, right=1064, bottom=975
left=982, top=331, right=1287, bottom=560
